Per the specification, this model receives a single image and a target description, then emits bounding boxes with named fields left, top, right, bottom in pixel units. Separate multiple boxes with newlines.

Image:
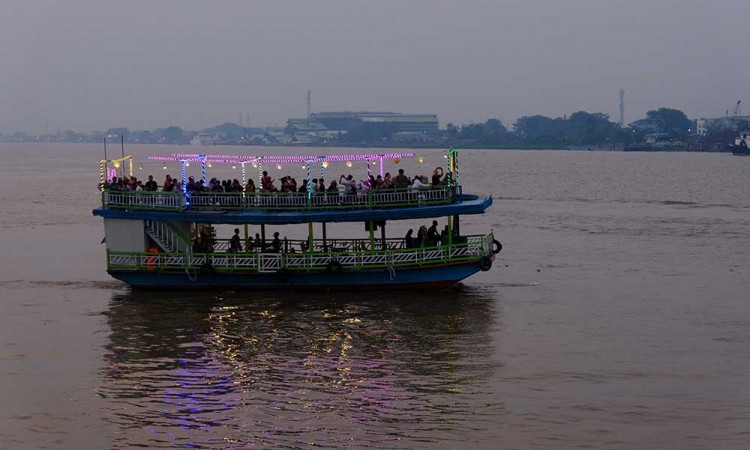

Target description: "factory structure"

left=696, top=100, right=749, bottom=136
left=282, top=111, right=440, bottom=145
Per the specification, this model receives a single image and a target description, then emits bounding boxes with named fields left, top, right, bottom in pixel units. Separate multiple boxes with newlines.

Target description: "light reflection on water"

left=98, top=287, right=502, bottom=448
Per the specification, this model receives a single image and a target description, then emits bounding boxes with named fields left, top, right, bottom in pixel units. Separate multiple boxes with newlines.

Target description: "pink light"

left=148, top=152, right=415, bottom=164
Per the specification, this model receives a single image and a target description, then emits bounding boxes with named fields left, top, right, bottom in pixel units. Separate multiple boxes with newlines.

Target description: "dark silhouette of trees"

left=645, top=108, right=692, bottom=136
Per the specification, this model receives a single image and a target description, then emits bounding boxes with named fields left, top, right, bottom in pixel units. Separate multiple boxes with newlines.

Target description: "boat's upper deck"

left=94, top=149, right=491, bottom=223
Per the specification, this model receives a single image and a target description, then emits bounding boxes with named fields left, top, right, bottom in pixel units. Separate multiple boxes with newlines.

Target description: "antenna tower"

left=307, top=90, right=311, bottom=119
left=619, top=89, right=625, bottom=127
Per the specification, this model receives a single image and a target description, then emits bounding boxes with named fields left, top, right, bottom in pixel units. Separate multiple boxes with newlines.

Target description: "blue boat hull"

left=108, top=260, right=489, bottom=290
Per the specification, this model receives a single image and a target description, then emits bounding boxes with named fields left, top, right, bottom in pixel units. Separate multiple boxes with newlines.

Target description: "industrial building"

left=310, top=111, right=439, bottom=133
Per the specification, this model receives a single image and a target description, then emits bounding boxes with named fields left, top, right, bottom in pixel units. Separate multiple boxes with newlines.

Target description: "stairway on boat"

left=144, top=219, right=191, bottom=253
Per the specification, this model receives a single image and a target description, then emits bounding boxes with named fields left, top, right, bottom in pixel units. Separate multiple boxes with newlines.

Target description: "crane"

left=732, top=99, right=741, bottom=117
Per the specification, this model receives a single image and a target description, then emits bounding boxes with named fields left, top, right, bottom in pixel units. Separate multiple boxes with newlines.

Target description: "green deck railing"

left=107, top=232, right=494, bottom=273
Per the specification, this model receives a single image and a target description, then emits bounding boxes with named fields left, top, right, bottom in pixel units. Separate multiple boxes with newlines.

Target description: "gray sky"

left=1, top=0, right=749, bottom=133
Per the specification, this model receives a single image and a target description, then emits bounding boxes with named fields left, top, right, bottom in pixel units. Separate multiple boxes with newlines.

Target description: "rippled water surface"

left=1, top=144, right=749, bottom=449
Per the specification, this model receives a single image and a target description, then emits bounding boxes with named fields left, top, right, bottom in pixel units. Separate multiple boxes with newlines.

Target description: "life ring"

left=480, top=256, right=493, bottom=272
left=493, top=240, right=503, bottom=254
left=199, top=262, right=215, bottom=276
left=276, top=268, right=290, bottom=282
left=326, top=260, right=343, bottom=275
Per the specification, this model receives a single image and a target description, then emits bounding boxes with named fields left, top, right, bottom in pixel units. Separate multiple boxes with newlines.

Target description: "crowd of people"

left=103, top=166, right=455, bottom=195
left=403, top=220, right=464, bottom=249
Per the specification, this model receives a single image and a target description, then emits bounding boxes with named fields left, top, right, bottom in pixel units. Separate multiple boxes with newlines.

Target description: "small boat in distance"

left=92, top=150, right=500, bottom=289
left=728, top=131, right=750, bottom=155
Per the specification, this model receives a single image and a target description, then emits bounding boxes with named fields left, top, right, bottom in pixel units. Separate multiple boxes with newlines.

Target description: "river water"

left=0, top=144, right=748, bottom=449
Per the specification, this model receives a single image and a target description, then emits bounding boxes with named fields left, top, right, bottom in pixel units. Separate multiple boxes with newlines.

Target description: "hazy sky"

left=2, top=0, right=749, bottom=133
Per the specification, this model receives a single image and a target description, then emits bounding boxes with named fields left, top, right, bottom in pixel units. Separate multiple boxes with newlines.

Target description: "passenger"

left=361, top=175, right=375, bottom=191
left=431, top=167, right=444, bottom=186
left=394, top=169, right=410, bottom=189
left=245, top=178, right=256, bottom=193
left=231, top=179, right=242, bottom=192
left=255, top=233, right=263, bottom=252
left=382, top=172, right=393, bottom=189
left=298, top=179, right=309, bottom=193
left=426, top=220, right=440, bottom=246
left=339, top=174, right=356, bottom=194
left=411, top=175, right=429, bottom=190
left=229, top=228, right=242, bottom=253
left=317, top=178, right=326, bottom=193
left=144, top=175, right=158, bottom=191
left=186, top=176, right=196, bottom=192
left=416, top=225, right=427, bottom=248
left=440, top=225, right=450, bottom=245
left=404, top=229, right=415, bottom=249
left=270, top=232, right=281, bottom=253
left=261, top=171, right=274, bottom=192
left=162, top=174, right=172, bottom=191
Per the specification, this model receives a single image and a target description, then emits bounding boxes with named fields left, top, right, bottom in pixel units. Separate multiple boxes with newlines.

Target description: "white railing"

left=101, top=186, right=461, bottom=211
left=108, top=233, right=494, bottom=272
left=103, top=191, right=185, bottom=210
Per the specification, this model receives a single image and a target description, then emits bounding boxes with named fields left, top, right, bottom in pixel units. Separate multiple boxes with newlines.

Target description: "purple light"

left=147, top=152, right=415, bottom=165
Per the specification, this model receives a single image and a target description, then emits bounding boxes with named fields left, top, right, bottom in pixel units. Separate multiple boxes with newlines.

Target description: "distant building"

left=696, top=115, right=750, bottom=136
left=310, top=111, right=439, bottom=133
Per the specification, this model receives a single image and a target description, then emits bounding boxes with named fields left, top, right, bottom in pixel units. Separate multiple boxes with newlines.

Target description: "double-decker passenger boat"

left=93, top=149, right=500, bottom=289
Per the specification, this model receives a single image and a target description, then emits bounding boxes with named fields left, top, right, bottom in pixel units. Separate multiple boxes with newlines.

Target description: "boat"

left=728, top=131, right=750, bottom=155
left=93, top=150, right=500, bottom=289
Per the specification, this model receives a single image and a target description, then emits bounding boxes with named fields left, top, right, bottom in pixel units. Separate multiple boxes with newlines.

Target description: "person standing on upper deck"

left=394, top=169, right=410, bottom=189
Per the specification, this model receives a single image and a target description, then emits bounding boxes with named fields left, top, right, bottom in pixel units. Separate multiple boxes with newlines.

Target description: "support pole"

left=306, top=161, right=313, bottom=206
left=201, top=157, right=206, bottom=184
left=369, top=221, right=375, bottom=254
left=241, top=162, right=246, bottom=186
left=322, top=222, right=327, bottom=252
left=447, top=216, right=453, bottom=246
left=244, top=224, right=249, bottom=252
left=260, top=224, right=266, bottom=251
left=120, top=135, right=124, bottom=159
left=379, top=157, right=384, bottom=178
left=308, top=222, right=313, bottom=254
left=380, top=221, right=387, bottom=250
left=181, top=161, right=187, bottom=195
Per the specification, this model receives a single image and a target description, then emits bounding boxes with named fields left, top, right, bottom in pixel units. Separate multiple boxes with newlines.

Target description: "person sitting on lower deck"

left=270, top=232, right=281, bottom=253
left=404, top=228, right=415, bottom=249
left=426, top=220, right=440, bottom=247
left=229, top=228, right=242, bottom=253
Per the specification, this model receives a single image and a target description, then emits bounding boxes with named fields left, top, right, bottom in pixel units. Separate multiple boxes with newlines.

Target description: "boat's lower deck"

left=110, top=258, right=492, bottom=290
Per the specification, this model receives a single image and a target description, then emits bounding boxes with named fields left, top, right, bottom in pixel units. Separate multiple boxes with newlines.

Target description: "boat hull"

left=108, top=260, right=489, bottom=290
